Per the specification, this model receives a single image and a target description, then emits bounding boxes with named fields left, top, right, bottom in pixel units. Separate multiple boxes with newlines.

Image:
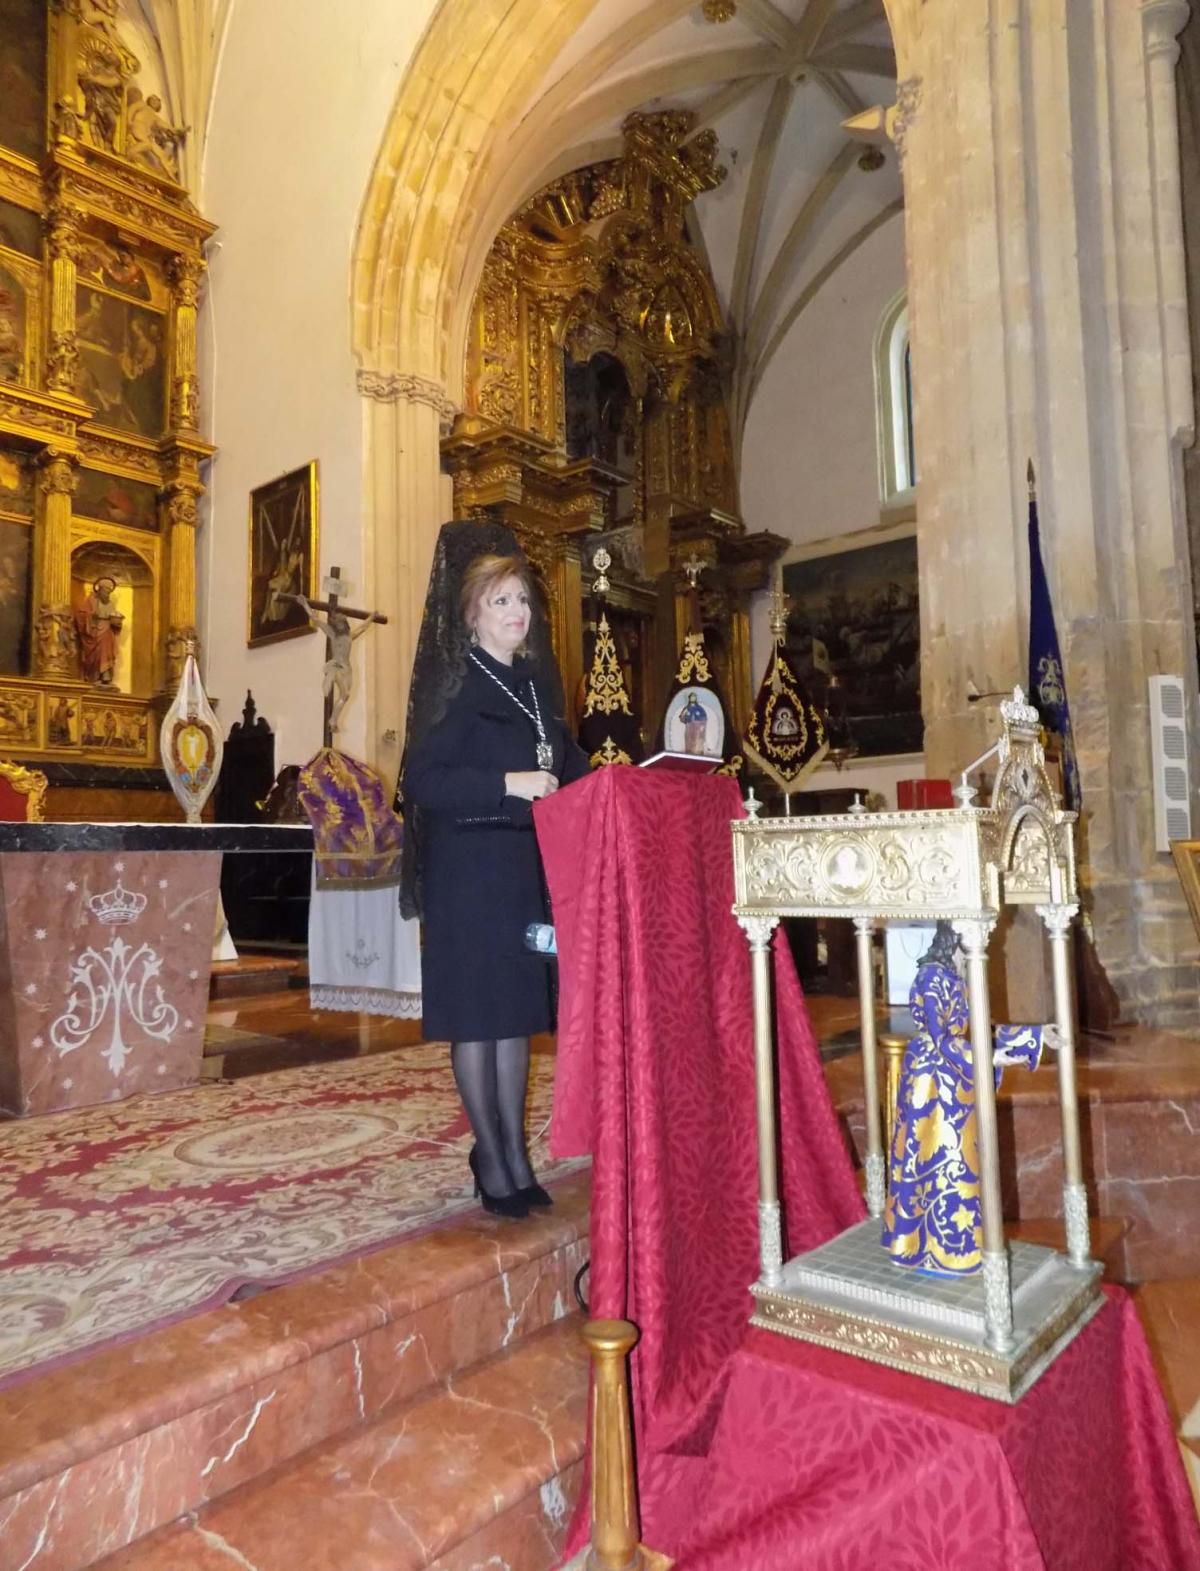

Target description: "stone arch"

left=350, top=0, right=601, bottom=774
left=352, top=0, right=599, bottom=389
left=350, top=0, right=910, bottom=771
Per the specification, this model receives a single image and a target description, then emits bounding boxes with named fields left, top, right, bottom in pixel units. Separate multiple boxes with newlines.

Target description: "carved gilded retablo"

left=0, top=0, right=214, bottom=771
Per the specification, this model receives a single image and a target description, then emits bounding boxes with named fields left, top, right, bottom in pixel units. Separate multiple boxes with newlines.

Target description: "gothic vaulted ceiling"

left=510, top=0, right=902, bottom=438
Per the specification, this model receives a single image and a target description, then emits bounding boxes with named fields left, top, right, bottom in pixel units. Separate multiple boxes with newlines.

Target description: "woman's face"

left=472, top=573, right=531, bottom=658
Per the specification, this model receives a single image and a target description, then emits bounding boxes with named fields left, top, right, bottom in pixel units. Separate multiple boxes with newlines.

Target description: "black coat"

left=403, top=647, right=590, bottom=1040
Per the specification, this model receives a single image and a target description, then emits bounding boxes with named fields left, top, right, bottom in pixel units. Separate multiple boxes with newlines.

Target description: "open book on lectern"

left=638, top=750, right=720, bottom=773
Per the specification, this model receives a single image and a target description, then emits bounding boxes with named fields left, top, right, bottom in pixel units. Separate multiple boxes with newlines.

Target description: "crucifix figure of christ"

left=284, top=566, right=389, bottom=746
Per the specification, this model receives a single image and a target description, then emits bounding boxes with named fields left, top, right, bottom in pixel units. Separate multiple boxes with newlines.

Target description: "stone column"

left=162, top=483, right=200, bottom=690
left=34, top=448, right=79, bottom=680
left=887, top=0, right=1200, bottom=1023
left=168, top=255, right=204, bottom=433
left=43, top=197, right=83, bottom=395
left=357, top=369, right=456, bottom=786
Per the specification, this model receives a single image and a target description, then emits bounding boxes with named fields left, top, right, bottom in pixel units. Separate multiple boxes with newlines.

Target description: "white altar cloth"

left=307, top=871, right=422, bottom=1018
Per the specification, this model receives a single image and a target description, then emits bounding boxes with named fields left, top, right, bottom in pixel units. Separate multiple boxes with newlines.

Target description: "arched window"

left=875, top=290, right=916, bottom=504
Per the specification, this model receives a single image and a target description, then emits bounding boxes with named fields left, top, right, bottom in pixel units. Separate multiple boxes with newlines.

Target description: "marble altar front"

left=0, top=823, right=312, bottom=1117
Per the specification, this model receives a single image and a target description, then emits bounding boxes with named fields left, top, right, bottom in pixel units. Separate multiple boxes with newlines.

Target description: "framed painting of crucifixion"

left=247, top=461, right=320, bottom=648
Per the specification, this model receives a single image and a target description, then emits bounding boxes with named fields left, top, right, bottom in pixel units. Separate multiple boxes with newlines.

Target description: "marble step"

left=1006, top=1213, right=1130, bottom=1278
left=208, top=955, right=304, bottom=1000
left=0, top=1176, right=589, bottom=1571
left=94, top=1314, right=590, bottom=1571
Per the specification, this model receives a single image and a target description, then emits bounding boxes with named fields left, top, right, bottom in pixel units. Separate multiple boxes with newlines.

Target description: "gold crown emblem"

left=86, top=880, right=148, bottom=926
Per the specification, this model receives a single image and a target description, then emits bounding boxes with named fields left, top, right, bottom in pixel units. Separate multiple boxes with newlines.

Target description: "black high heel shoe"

left=468, top=1147, right=529, bottom=1219
left=518, top=1181, right=553, bottom=1209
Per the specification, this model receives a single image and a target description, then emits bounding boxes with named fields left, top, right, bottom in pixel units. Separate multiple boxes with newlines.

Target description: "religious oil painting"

left=0, top=258, right=33, bottom=386
left=783, top=533, right=921, bottom=758
left=0, top=446, right=33, bottom=519
left=77, top=236, right=157, bottom=304
left=75, top=467, right=159, bottom=531
left=0, top=518, right=31, bottom=675
left=74, top=285, right=167, bottom=437
left=0, top=198, right=41, bottom=260
left=0, top=0, right=48, bottom=162
left=247, top=462, right=319, bottom=648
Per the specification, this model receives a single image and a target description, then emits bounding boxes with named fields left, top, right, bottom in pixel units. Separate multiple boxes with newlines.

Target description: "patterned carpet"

left=0, top=1048, right=580, bottom=1387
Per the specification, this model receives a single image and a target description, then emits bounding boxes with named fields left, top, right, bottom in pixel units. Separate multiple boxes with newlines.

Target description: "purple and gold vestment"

left=881, top=961, right=1044, bottom=1274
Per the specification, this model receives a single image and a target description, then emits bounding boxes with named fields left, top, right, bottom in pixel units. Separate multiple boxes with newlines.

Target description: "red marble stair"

left=0, top=1175, right=589, bottom=1571
left=209, top=955, right=304, bottom=1000
left=95, top=1315, right=589, bottom=1571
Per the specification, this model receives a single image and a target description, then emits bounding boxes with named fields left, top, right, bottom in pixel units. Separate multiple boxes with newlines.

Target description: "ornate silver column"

left=739, top=913, right=783, bottom=1288
left=853, top=917, right=886, bottom=1217
left=954, top=916, right=1012, bottom=1352
left=1037, top=901, right=1092, bottom=1268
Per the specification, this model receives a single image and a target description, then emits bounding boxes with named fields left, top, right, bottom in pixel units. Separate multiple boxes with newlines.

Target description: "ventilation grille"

left=1148, top=676, right=1192, bottom=851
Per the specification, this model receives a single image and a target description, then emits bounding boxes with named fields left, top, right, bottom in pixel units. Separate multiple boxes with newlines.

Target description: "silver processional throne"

left=730, top=688, right=1103, bottom=1402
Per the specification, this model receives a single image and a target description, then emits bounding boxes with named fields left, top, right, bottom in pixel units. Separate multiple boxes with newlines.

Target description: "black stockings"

left=450, top=1036, right=535, bottom=1196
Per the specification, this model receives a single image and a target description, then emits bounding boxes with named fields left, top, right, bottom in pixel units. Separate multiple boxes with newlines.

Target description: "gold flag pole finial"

left=766, top=567, right=789, bottom=646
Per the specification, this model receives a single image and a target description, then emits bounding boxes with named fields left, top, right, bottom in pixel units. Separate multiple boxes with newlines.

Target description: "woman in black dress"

left=400, top=524, right=588, bottom=1217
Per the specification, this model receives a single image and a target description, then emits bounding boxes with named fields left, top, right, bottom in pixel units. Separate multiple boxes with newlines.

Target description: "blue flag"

left=1027, top=469, right=1080, bottom=810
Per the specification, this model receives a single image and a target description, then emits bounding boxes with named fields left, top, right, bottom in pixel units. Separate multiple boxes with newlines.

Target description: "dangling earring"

left=469, top=625, right=479, bottom=646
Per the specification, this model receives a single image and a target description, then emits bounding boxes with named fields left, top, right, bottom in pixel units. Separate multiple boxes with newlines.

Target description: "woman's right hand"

left=505, top=770, right=559, bottom=801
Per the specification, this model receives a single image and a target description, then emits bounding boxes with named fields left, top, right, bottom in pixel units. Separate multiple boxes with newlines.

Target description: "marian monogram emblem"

left=1036, top=655, right=1065, bottom=709
left=49, top=882, right=180, bottom=1074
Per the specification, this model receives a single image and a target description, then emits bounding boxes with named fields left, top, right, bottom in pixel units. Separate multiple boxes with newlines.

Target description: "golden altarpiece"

left=0, top=0, right=210, bottom=778
left=448, top=111, right=784, bottom=734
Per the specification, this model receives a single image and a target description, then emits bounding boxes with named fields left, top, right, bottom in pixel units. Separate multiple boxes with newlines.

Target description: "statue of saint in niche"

left=75, top=575, right=124, bottom=686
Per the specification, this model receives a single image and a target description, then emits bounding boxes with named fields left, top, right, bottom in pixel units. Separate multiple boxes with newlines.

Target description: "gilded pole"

left=853, top=916, right=886, bottom=1216
left=43, top=197, right=83, bottom=395
left=34, top=449, right=79, bottom=680
left=954, top=916, right=1012, bottom=1351
left=583, top=1319, right=643, bottom=1571
left=168, top=255, right=205, bottom=432
left=739, top=912, right=783, bottom=1287
left=1037, top=901, right=1092, bottom=1268
left=162, top=484, right=200, bottom=688
left=549, top=537, right=585, bottom=723
left=879, top=1030, right=907, bottom=1171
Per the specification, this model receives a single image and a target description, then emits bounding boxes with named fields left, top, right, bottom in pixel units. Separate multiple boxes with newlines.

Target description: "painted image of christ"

left=681, top=690, right=707, bottom=754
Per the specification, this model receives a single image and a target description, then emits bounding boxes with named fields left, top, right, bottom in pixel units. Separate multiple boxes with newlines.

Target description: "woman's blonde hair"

left=461, top=554, right=534, bottom=654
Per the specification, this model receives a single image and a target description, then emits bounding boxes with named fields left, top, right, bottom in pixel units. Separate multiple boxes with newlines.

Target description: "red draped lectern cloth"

left=537, top=770, right=1200, bottom=1570
left=536, top=770, right=865, bottom=1547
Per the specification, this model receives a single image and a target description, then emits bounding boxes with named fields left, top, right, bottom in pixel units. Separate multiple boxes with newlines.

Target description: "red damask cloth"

left=661, top=1295, right=1200, bottom=1570
left=536, top=772, right=864, bottom=1513
left=537, top=769, right=1200, bottom=1569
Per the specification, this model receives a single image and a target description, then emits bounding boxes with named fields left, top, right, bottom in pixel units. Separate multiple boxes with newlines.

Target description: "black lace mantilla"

left=397, top=520, right=562, bottom=919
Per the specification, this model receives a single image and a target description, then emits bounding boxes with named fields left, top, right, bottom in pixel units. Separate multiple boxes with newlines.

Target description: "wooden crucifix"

left=283, top=566, right=388, bottom=746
